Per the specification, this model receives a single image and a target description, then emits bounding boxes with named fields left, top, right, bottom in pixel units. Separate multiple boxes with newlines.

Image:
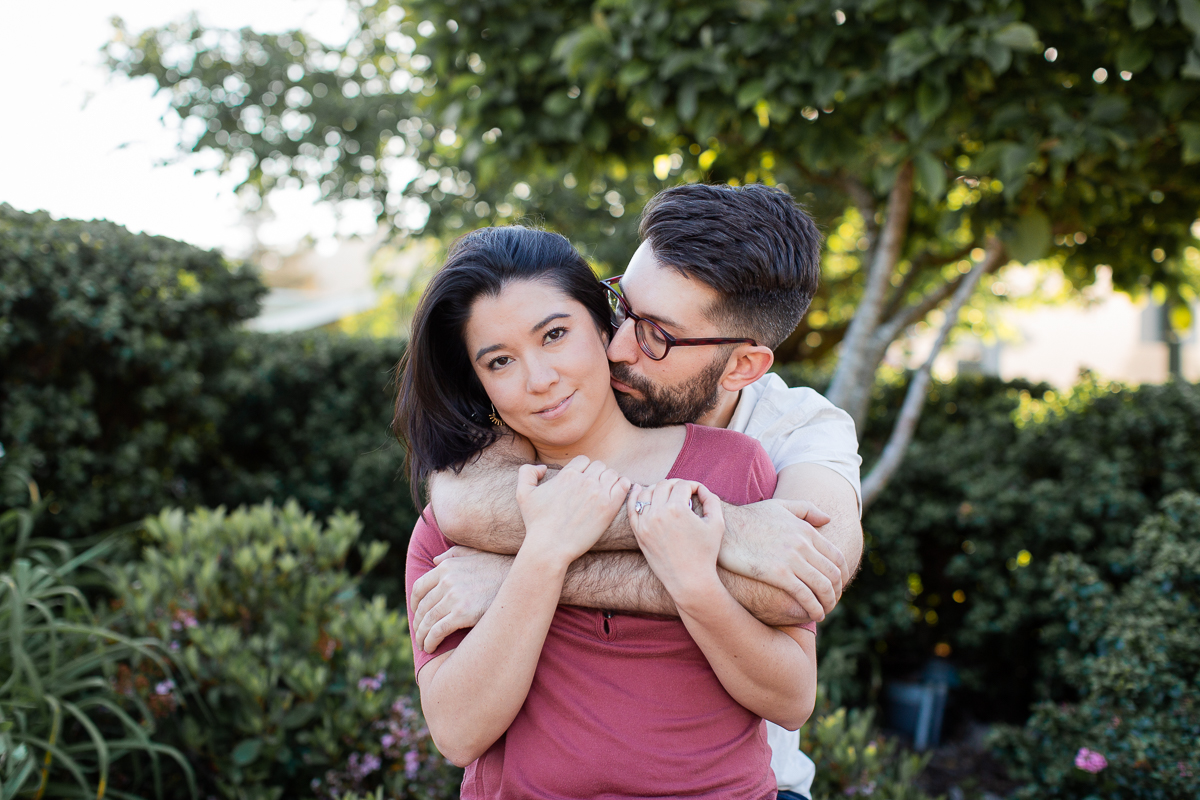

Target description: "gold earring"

left=488, top=404, right=506, bottom=427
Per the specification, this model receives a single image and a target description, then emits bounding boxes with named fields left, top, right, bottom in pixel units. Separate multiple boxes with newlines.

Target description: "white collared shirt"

left=727, top=372, right=863, bottom=794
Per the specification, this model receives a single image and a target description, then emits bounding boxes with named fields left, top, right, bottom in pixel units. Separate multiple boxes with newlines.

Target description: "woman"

left=394, top=226, right=816, bottom=798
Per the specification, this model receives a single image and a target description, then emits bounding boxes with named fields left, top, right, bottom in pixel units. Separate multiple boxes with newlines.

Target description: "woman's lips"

left=534, top=391, right=575, bottom=420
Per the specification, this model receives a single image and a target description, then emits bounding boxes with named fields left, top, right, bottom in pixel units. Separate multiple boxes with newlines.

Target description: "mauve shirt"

left=407, top=424, right=811, bottom=799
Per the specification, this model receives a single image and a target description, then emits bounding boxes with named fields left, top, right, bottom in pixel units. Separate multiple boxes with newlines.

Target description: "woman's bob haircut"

left=393, top=225, right=610, bottom=509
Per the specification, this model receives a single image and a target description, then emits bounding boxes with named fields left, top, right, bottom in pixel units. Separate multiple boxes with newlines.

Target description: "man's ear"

left=720, top=344, right=775, bottom=393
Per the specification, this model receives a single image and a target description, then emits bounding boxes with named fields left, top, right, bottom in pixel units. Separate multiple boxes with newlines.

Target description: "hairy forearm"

left=430, top=440, right=637, bottom=553
left=560, top=551, right=808, bottom=625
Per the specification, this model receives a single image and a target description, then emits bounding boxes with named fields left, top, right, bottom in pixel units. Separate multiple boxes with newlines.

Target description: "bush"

left=0, top=203, right=262, bottom=538
left=113, top=501, right=457, bottom=800
left=990, top=491, right=1200, bottom=799
left=815, top=375, right=1200, bottom=721
left=1, top=206, right=416, bottom=603
left=802, top=687, right=935, bottom=800
left=0, top=472, right=192, bottom=799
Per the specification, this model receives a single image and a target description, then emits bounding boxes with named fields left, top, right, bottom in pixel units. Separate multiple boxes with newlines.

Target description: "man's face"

left=606, top=241, right=733, bottom=427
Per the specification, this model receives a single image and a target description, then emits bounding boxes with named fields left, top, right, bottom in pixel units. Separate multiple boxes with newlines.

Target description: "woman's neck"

left=531, top=396, right=682, bottom=481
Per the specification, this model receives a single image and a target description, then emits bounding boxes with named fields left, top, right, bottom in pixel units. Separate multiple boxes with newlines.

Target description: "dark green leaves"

left=1001, top=209, right=1052, bottom=263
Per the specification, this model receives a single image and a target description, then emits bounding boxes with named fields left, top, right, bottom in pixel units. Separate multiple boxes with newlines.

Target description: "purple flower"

left=357, top=671, right=386, bottom=692
left=381, top=733, right=396, bottom=750
left=405, top=749, right=420, bottom=779
left=154, top=679, right=176, bottom=696
left=1075, top=747, right=1108, bottom=773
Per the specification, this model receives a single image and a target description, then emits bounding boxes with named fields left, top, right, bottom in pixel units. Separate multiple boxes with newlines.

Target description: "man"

left=413, top=183, right=862, bottom=799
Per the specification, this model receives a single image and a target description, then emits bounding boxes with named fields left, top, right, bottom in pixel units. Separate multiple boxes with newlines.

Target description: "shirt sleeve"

left=405, top=509, right=471, bottom=677
left=735, top=376, right=863, bottom=516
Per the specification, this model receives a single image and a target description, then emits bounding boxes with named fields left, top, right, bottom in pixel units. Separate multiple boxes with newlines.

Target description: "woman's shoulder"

left=670, top=424, right=777, bottom=504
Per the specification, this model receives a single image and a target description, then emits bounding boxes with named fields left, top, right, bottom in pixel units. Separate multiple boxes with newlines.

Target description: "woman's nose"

left=526, top=357, right=559, bottom=392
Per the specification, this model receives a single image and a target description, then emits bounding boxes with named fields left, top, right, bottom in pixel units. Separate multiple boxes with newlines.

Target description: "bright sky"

left=1, top=0, right=370, bottom=256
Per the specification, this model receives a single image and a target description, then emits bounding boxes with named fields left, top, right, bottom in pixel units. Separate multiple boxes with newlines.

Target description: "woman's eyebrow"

left=474, top=343, right=504, bottom=361
left=530, top=312, right=570, bottom=332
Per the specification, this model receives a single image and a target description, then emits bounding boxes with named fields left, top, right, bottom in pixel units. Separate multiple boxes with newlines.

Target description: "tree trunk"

left=859, top=237, right=1006, bottom=509
left=826, top=163, right=914, bottom=432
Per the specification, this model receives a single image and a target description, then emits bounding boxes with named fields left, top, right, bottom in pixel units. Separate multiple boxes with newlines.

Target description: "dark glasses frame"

left=601, top=275, right=757, bottom=361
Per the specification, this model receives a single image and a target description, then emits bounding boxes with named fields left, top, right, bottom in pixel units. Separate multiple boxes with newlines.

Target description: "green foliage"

left=113, top=501, right=456, bottom=800
left=0, top=477, right=193, bottom=800
left=802, top=687, right=936, bottom=800
left=822, top=375, right=1200, bottom=722
left=990, top=491, right=1200, bottom=799
left=0, top=205, right=416, bottom=603
left=108, top=1, right=1200, bottom=363
left=0, top=203, right=262, bottom=537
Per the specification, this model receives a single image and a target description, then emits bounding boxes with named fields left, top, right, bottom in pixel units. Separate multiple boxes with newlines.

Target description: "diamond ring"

left=635, top=501, right=650, bottom=515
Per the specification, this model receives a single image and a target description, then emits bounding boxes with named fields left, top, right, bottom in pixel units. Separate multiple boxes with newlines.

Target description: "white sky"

left=0, top=0, right=371, bottom=257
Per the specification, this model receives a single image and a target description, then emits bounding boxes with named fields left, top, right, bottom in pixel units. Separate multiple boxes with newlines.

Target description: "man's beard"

left=610, top=355, right=726, bottom=428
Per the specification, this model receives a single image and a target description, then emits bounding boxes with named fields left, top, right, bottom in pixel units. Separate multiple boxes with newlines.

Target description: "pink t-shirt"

left=406, top=424, right=811, bottom=799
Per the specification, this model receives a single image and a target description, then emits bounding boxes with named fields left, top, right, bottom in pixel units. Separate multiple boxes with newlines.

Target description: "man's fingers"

left=777, top=498, right=832, bottom=527
left=432, top=545, right=480, bottom=565
left=412, top=578, right=446, bottom=636
left=411, top=569, right=438, bottom=613
left=806, top=532, right=850, bottom=592
left=782, top=575, right=826, bottom=624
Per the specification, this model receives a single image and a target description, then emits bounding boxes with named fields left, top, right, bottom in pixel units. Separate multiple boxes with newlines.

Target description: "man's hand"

left=718, top=499, right=848, bottom=622
left=411, top=546, right=512, bottom=653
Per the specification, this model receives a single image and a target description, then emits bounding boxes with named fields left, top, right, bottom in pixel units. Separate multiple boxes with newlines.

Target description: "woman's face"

left=463, top=278, right=615, bottom=452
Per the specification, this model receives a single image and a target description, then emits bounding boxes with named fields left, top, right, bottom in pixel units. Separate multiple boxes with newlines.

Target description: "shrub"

left=817, top=375, right=1200, bottom=720
left=1, top=206, right=416, bottom=603
left=0, top=203, right=262, bottom=538
left=801, top=686, right=935, bottom=800
left=990, top=491, right=1200, bottom=799
left=0, top=472, right=192, bottom=799
left=113, top=501, right=455, bottom=800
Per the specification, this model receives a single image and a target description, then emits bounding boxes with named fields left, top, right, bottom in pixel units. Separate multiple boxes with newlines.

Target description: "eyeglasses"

left=601, top=275, right=757, bottom=361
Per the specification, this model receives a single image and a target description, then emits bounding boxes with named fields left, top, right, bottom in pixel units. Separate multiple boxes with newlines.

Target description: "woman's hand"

left=627, top=479, right=725, bottom=607
left=516, top=456, right=631, bottom=568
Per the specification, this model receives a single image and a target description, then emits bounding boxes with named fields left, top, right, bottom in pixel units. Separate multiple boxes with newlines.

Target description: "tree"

left=107, top=0, right=1200, bottom=507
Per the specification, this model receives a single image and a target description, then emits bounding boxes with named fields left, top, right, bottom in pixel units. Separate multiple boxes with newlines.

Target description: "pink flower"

left=1075, top=747, right=1108, bottom=773
left=404, top=750, right=420, bottom=779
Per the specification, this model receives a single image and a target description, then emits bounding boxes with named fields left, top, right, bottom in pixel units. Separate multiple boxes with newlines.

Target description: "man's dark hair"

left=392, top=226, right=610, bottom=509
left=638, top=183, right=822, bottom=348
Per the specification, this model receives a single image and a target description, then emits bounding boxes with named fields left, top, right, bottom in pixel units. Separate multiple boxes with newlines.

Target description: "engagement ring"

left=635, top=501, right=650, bottom=515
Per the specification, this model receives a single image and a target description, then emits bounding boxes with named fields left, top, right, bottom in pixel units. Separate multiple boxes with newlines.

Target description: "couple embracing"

left=393, top=183, right=864, bottom=799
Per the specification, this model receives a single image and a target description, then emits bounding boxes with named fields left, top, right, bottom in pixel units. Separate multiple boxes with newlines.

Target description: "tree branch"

left=860, top=236, right=1007, bottom=510
left=880, top=244, right=977, bottom=322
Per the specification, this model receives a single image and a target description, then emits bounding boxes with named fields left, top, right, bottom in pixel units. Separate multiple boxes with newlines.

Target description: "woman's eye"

left=488, top=356, right=513, bottom=370
left=544, top=326, right=568, bottom=343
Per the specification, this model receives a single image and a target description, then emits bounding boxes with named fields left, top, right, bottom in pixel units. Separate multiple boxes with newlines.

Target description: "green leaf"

left=281, top=703, right=317, bottom=729
left=888, top=30, right=937, bottom=82
left=930, top=24, right=964, bottom=55
left=677, top=80, right=698, bottom=122
left=1003, top=210, right=1052, bottom=263
left=981, top=41, right=1013, bottom=74
left=1178, top=0, right=1200, bottom=35
left=993, top=23, right=1041, bottom=52
left=1129, top=0, right=1157, bottom=29
left=915, top=151, right=947, bottom=199
left=736, top=78, right=767, bottom=109
left=1116, top=40, right=1154, bottom=74
left=232, top=738, right=263, bottom=766
left=917, top=80, right=950, bottom=124
left=1179, top=122, right=1200, bottom=164
left=617, top=61, right=652, bottom=88
left=1183, top=49, right=1200, bottom=80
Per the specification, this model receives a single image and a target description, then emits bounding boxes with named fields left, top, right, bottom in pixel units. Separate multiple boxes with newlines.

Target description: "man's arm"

left=429, top=434, right=638, bottom=553
left=409, top=546, right=811, bottom=654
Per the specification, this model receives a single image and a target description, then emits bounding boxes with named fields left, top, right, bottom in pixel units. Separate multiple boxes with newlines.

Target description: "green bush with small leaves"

left=112, top=501, right=454, bottom=800
left=817, top=375, right=1200, bottom=723
left=0, top=205, right=416, bottom=605
left=990, top=491, right=1200, bottom=799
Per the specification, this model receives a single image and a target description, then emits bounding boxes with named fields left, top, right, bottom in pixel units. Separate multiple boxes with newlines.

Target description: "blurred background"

left=3, top=2, right=1198, bottom=799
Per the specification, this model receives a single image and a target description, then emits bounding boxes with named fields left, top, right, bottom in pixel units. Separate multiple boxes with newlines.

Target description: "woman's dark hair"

left=393, top=226, right=610, bottom=510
